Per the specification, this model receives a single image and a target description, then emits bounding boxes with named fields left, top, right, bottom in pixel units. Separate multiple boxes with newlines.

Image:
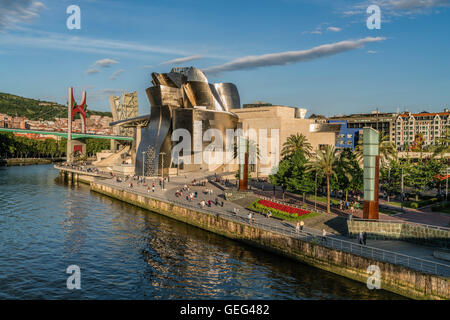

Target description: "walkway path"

left=250, top=180, right=450, bottom=227
left=96, top=173, right=450, bottom=277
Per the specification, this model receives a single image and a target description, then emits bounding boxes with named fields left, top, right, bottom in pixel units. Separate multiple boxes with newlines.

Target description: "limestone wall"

left=91, top=181, right=449, bottom=300
left=348, top=220, right=450, bottom=249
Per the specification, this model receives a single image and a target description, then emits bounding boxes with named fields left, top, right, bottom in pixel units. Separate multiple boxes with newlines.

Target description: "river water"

left=0, top=165, right=402, bottom=299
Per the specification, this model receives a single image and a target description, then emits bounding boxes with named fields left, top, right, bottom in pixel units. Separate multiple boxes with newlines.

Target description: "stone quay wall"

left=348, top=220, right=450, bottom=249
left=91, top=181, right=449, bottom=300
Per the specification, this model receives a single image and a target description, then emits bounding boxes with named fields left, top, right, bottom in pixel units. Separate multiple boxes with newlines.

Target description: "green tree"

left=333, top=148, right=363, bottom=202
left=432, top=127, right=450, bottom=158
left=355, top=133, right=397, bottom=167
left=281, top=133, right=313, bottom=159
left=307, top=145, right=339, bottom=213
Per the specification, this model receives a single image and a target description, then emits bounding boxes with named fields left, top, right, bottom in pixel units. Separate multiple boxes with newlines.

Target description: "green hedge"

left=248, top=200, right=320, bottom=222
left=431, top=202, right=450, bottom=213
left=405, top=198, right=438, bottom=209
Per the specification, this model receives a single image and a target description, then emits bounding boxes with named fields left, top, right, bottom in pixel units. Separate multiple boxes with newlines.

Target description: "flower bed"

left=248, top=199, right=317, bottom=222
left=257, top=199, right=310, bottom=216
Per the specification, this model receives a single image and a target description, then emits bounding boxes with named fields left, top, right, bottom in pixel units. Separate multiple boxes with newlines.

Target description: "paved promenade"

left=250, top=180, right=450, bottom=228
left=95, top=173, right=450, bottom=277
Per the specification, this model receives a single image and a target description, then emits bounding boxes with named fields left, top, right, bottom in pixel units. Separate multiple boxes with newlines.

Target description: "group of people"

left=200, top=198, right=224, bottom=208
left=192, top=179, right=208, bottom=186
left=339, top=199, right=359, bottom=213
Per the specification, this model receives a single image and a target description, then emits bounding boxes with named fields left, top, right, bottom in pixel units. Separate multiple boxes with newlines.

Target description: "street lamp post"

left=401, top=167, right=404, bottom=212
left=400, top=166, right=410, bottom=212
left=446, top=167, right=449, bottom=202
left=159, top=152, right=166, bottom=189
left=142, top=151, right=145, bottom=178
left=314, top=171, right=317, bottom=211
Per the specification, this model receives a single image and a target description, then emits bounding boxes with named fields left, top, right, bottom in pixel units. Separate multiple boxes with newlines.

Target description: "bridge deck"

left=0, top=127, right=133, bottom=141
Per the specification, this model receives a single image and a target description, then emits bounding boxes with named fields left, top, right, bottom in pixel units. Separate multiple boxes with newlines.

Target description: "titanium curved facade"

left=214, top=83, right=240, bottom=111
left=127, top=66, right=241, bottom=176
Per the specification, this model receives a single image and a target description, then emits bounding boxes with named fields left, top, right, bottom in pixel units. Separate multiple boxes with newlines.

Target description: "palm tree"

left=432, top=127, right=450, bottom=159
left=307, top=145, right=339, bottom=213
left=338, top=149, right=362, bottom=202
left=355, top=133, right=397, bottom=167
left=281, top=133, right=313, bottom=159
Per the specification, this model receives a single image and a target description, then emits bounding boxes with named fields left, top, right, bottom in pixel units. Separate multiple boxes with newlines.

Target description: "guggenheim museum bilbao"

left=108, top=67, right=347, bottom=177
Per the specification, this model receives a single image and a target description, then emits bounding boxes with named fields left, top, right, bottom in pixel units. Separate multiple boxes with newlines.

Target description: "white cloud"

left=0, top=30, right=195, bottom=59
left=0, top=0, right=45, bottom=31
left=86, top=68, right=100, bottom=75
left=94, top=58, right=119, bottom=68
left=203, top=37, right=386, bottom=75
left=85, top=58, right=119, bottom=75
left=342, top=0, right=450, bottom=19
left=390, top=0, right=450, bottom=9
left=109, top=69, right=125, bottom=80
left=367, top=50, right=378, bottom=54
left=327, top=27, right=342, bottom=32
left=160, top=55, right=203, bottom=65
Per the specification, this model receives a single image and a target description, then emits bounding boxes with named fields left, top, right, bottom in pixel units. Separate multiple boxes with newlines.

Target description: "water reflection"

left=0, top=165, right=404, bottom=300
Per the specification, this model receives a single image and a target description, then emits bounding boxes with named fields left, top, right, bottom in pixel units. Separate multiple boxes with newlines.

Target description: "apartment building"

left=394, top=109, right=450, bottom=150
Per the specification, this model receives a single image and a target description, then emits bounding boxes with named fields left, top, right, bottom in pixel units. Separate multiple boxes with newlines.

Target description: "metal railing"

left=95, top=179, right=450, bottom=278
left=351, top=218, right=450, bottom=231
left=54, top=164, right=113, bottom=179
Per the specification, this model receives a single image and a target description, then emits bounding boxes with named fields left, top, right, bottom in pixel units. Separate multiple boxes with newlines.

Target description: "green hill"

left=0, top=92, right=112, bottom=121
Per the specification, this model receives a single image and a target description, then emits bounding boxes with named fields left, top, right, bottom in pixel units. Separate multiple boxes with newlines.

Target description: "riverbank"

left=0, top=158, right=64, bottom=166
left=90, top=180, right=449, bottom=300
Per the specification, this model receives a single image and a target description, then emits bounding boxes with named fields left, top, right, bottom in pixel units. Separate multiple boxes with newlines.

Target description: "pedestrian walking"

left=248, top=213, right=252, bottom=223
left=358, top=232, right=363, bottom=244
left=363, top=232, right=367, bottom=245
left=300, top=220, right=304, bottom=231
left=322, top=229, right=327, bottom=243
left=296, top=222, right=300, bottom=234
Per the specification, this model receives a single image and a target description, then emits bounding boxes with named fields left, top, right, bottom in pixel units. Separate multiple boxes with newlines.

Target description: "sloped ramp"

left=93, top=145, right=131, bottom=167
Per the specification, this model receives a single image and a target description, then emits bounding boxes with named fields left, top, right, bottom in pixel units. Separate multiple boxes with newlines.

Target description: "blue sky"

left=0, top=0, right=449, bottom=116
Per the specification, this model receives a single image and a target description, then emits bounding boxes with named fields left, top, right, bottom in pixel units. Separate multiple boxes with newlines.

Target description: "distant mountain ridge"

left=0, top=92, right=112, bottom=121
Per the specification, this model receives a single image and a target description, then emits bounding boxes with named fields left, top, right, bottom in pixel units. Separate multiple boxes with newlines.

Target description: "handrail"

left=94, top=179, right=450, bottom=277
left=54, top=164, right=113, bottom=179
left=351, top=218, right=450, bottom=231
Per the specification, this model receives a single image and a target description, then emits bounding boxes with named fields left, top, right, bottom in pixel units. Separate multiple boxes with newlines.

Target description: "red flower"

left=258, top=199, right=310, bottom=216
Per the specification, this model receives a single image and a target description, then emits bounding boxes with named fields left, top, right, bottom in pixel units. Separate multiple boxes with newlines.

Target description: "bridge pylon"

left=67, top=87, right=87, bottom=163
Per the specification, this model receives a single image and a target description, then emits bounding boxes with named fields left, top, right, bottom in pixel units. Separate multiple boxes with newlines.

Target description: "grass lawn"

left=386, top=201, right=402, bottom=207
left=380, top=208, right=401, bottom=216
left=248, top=199, right=321, bottom=222
left=308, top=195, right=340, bottom=206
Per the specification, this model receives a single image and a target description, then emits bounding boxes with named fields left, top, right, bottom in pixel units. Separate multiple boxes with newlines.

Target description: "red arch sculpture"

left=68, top=87, right=87, bottom=140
